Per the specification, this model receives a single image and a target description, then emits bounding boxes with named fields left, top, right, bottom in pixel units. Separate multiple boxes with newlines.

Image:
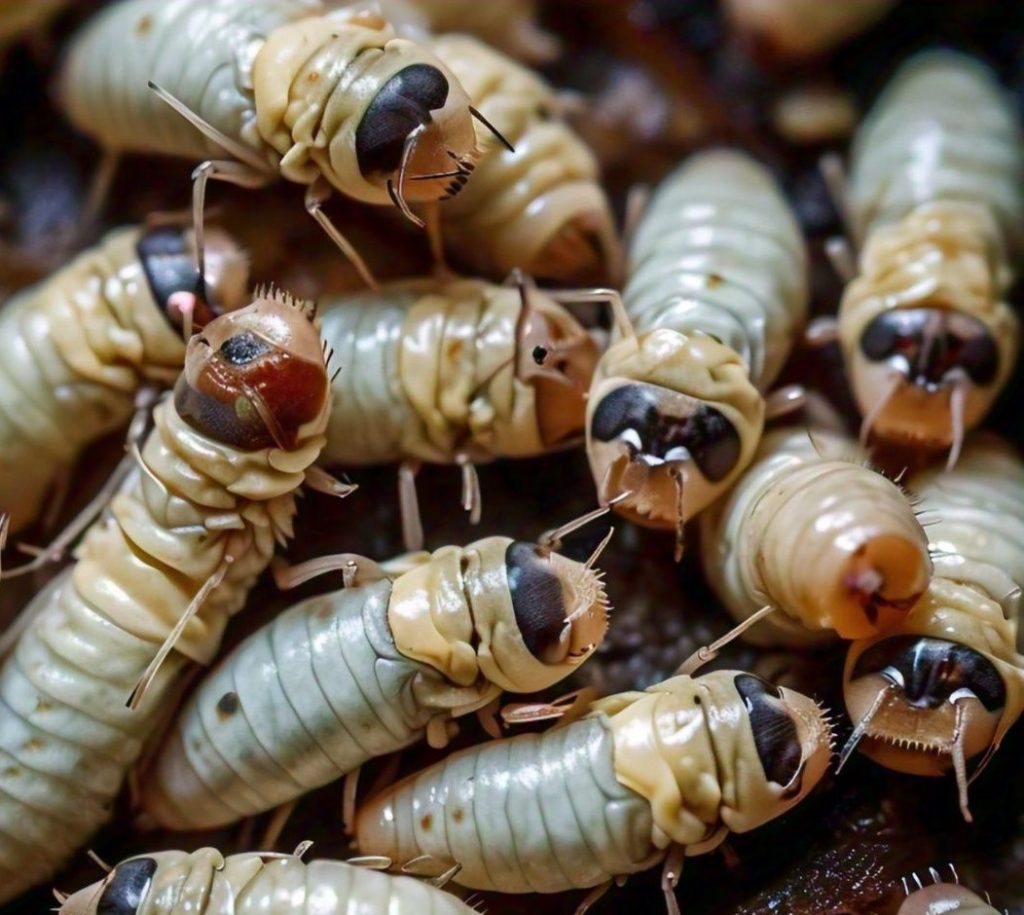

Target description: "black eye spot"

left=220, top=332, right=271, bottom=366
left=591, top=384, right=741, bottom=482
left=860, top=309, right=998, bottom=386
left=735, top=674, right=802, bottom=788
left=852, top=636, right=1006, bottom=711
left=505, top=541, right=565, bottom=661
left=137, top=226, right=208, bottom=328
left=356, top=64, right=450, bottom=177
left=98, top=857, right=156, bottom=915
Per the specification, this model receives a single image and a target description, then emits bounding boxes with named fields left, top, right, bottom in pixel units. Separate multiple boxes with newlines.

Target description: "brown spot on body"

left=420, top=814, right=433, bottom=830
left=2, top=767, right=19, bottom=778
left=707, top=273, right=724, bottom=288
left=23, top=737, right=44, bottom=751
left=308, top=71, right=320, bottom=82
left=216, top=691, right=240, bottom=719
left=446, top=339, right=464, bottom=359
left=452, top=809, right=464, bottom=823
left=137, top=15, right=152, bottom=34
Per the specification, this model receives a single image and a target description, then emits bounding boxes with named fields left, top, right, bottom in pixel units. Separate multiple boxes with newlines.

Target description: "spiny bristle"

left=253, top=283, right=317, bottom=320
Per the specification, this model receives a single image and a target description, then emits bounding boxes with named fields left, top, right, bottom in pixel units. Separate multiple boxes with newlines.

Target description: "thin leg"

left=82, top=150, right=121, bottom=232
left=819, top=152, right=854, bottom=238
left=192, top=160, right=273, bottom=279
left=675, top=605, right=776, bottom=676
left=575, top=880, right=613, bottom=915
left=304, top=179, right=379, bottom=291
left=342, top=766, right=360, bottom=836
left=804, top=316, right=840, bottom=347
left=305, top=465, right=358, bottom=499
left=424, top=200, right=455, bottom=278
left=825, top=236, right=858, bottom=282
left=260, top=799, right=298, bottom=850
left=661, top=844, right=685, bottom=915
left=456, top=454, right=482, bottom=524
left=398, top=461, right=424, bottom=552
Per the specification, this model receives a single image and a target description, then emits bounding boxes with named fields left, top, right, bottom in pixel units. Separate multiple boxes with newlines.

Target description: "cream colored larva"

left=406, top=0, right=559, bottom=63
left=357, top=670, right=831, bottom=913
left=57, top=846, right=477, bottom=915
left=0, top=293, right=331, bottom=902
left=723, top=0, right=898, bottom=59
left=59, top=0, right=483, bottom=285
left=840, top=51, right=1024, bottom=461
left=700, top=427, right=932, bottom=646
left=142, top=536, right=609, bottom=830
left=587, top=150, right=808, bottom=544
left=0, top=224, right=248, bottom=536
left=426, top=34, right=619, bottom=283
left=843, top=435, right=1024, bottom=820
left=318, top=277, right=597, bottom=543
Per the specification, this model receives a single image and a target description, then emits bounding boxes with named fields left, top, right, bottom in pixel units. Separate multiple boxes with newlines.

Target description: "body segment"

left=0, top=294, right=330, bottom=900
left=700, top=427, right=932, bottom=645
left=0, top=224, right=247, bottom=534
left=143, top=537, right=609, bottom=829
left=840, top=51, right=1024, bottom=452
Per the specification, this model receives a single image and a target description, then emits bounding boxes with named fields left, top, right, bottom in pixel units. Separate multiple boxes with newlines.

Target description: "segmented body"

left=586, top=150, right=808, bottom=530
left=357, top=670, right=831, bottom=894
left=700, top=428, right=932, bottom=645
left=143, top=535, right=608, bottom=830
left=844, top=437, right=1024, bottom=777
left=899, top=882, right=999, bottom=915
left=60, top=0, right=477, bottom=207
left=427, top=34, right=617, bottom=282
left=0, top=225, right=244, bottom=534
left=840, top=51, right=1024, bottom=448
left=405, top=0, right=557, bottom=63
left=723, top=0, right=897, bottom=58
left=59, top=847, right=477, bottom=915
left=319, top=278, right=596, bottom=467
left=0, top=298, right=329, bottom=901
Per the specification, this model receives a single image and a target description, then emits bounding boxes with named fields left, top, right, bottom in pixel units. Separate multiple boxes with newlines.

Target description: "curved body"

left=143, top=537, right=608, bottom=829
left=724, top=0, right=897, bottom=58
left=357, top=670, right=830, bottom=894
left=59, top=847, right=476, bottom=915
left=319, top=278, right=597, bottom=467
left=700, top=427, right=931, bottom=646
left=0, top=296, right=329, bottom=901
left=406, top=0, right=557, bottom=63
left=0, top=224, right=246, bottom=533
left=844, top=436, right=1024, bottom=782
left=428, top=34, right=617, bottom=282
left=587, top=150, right=808, bottom=532
left=841, top=51, right=1024, bottom=449
left=61, top=0, right=477, bottom=207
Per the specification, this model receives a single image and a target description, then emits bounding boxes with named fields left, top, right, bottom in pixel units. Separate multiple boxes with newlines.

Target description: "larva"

left=0, top=223, right=248, bottom=536
left=405, top=0, right=559, bottom=64
left=425, top=34, right=619, bottom=283
left=700, top=427, right=932, bottom=646
left=0, top=291, right=331, bottom=901
left=59, top=0, right=483, bottom=284
left=57, top=845, right=477, bottom=915
left=587, top=149, right=808, bottom=542
left=839, top=51, right=1024, bottom=459
left=723, top=0, right=897, bottom=59
left=842, top=435, right=1024, bottom=819
left=899, top=875, right=1000, bottom=915
left=142, top=536, right=609, bottom=830
left=356, top=670, right=831, bottom=910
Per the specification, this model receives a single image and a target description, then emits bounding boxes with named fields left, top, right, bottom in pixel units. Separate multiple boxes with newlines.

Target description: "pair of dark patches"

left=356, top=65, right=450, bottom=178
left=852, top=635, right=1006, bottom=711
left=97, top=857, right=156, bottom=915
left=505, top=541, right=566, bottom=660
left=860, top=309, right=998, bottom=386
left=137, top=226, right=210, bottom=328
left=735, top=674, right=803, bottom=791
left=590, top=384, right=741, bottom=482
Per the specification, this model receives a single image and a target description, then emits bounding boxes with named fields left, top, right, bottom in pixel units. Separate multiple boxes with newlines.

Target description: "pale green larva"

left=59, top=0, right=484, bottom=286
left=357, top=670, right=832, bottom=912
left=0, top=224, right=248, bottom=537
left=57, top=846, right=477, bottom=915
left=142, top=537, right=609, bottom=830
left=840, top=51, right=1024, bottom=459
left=587, top=149, right=808, bottom=541
left=843, top=435, right=1024, bottom=820
left=700, top=427, right=932, bottom=646
left=0, top=294, right=331, bottom=902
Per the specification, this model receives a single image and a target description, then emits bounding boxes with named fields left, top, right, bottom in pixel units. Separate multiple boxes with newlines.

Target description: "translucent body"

left=318, top=278, right=597, bottom=466
left=587, top=150, right=807, bottom=530
left=840, top=52, right=1024, bottom=448
left=898, top=883, right=999, bottom=915
left=143, top=537, right=608, bottom=829
left=427, top=34, right=617, bottom=282
left=357, top=670, right=831, bottom=894
left=59, top=847, right=476, bottom=915
left=60, top=0, right=477, bottom=207
left=0, top=225, right=246, bottom=533
left=701, top=428, right=932, bottom=646
left=0, top=298, right=329, bottom=901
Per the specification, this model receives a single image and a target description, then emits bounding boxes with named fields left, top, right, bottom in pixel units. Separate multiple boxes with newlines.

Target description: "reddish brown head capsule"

left=175, top=289, right=328, bottom=451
